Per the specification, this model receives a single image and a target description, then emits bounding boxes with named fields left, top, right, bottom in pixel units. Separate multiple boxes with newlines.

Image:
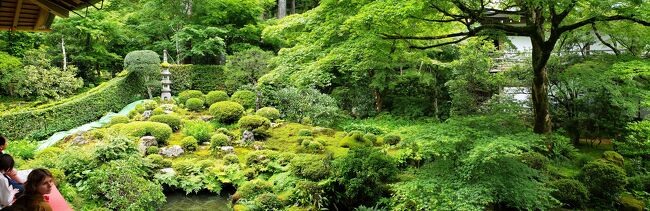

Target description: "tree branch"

left=409, top=35, right=472, bottom=49
left=381, top=31, right=471, bottom=40
left=559, top=15, right=650, bottom=34
left=591, top=23, right=620, bottom=56
left=408, top=15, right=465, bottom=24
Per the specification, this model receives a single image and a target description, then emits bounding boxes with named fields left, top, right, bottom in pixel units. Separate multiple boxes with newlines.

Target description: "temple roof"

left=0, top=0, right=102, bottom=32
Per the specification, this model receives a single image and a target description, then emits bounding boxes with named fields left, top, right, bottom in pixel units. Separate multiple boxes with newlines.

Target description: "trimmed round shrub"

left=580, top=160, right=628, bottom=202
left=549, top=179, right=589, bottom=208
left=142, top=100, right=158, bottom=110
left=146, top=146, right=160, bottom=155
left=254, top=193, right=283, bottom=210
left=602, top=151, right=625, bottom=167
left=178, top=90, right=204, bottom=104
left=109, top=115, right=129, bottom=125
left=383, top=134, right=401, bottom=145
left=223, top=154, right=239, bottom=165
left=146, top=154, right=172, bottom=168
left=290, top=155, right=330, bottom=180
left=210, top=133, right=230, bottom=152
left=117, top=121, right=173, bottom=143
left=238, top=115, right=271, bottom=131
left=185, top=98, right=205, bottom=111
left=149, top=114, right=182, bottom=132
left=181, top=136, right=199, bottom=152
left=182, top=120, right=213, bottom=142
left=205, top=91, right=229, bottom=105
left=256, top=107, right=280, bottom=121
left=339, top=131, right=371, bottom=148
left=235, top=179, right=273, bottom=199
left=209, top=101, right=245, bottom=123
left=231, top=90, right=256, bottom=109
left=297, top=129, right=312, bottom=137
left=152, top=107, right=165, bottom=116
left=519, top=151, right=549, bottom=170
left=363, top=133, right=377, bottom=144
left=307, top=141, right=323, bottom=152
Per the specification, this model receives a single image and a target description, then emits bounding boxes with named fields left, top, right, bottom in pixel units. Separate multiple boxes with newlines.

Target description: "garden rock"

left=221, top=146, right=235, bottom=154
left=199, top=116, right=213, bottom=121
left=270, top=122, right=281, bottom=128
left=160, top=168, right=176, bottom=175
left=201, top=142, right=210, bottom=146
left=254, top=144, right=264, bottom=150
left=138, top=136, right=157, bottom=152
left=161, top=145, right=184, bottom=157
left=71, top=135, right=88, bottom=145
left=142, top=110, right=153, bottom=119
left=241, top=130, right=255, bottom=144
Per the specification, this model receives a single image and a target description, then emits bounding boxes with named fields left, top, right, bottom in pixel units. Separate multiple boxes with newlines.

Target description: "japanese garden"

left=1, top=0, right=650, bottom=210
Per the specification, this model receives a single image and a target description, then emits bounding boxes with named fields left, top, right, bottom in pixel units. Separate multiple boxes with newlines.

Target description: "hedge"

left=0, top=75, right=140, bottom=140
left=170, top=65, right=227, bottom=94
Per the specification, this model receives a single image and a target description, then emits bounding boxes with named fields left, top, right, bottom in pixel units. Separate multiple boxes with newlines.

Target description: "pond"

left=162, top=191, right=231, bottom=211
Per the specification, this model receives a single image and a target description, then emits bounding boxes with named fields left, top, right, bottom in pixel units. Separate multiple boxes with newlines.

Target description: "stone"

left=270, top=122, right=281, bottom=128
left=253, top=145, right=264, bottom=150
left=241, top=130, right=255, bottom=144
left=71, top=135, right=88, bottom=145
left=199, top=116, right=213, bottom=122
left=160, top=145, right=184, bottom=157
left=201, top=142, right=210, bottom=146
left=164, top=110, right=174, bottom=114
left=160, top=168, right=176, bottom=175
left=142, top=110, right=153, bottom=119
left=138, top=136, right=158, bottom=152
left=220, top=146, right=235, bottom=154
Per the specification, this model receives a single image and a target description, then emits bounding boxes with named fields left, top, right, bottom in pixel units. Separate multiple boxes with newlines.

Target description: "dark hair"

left=0, top=136, right=6, bottom=146
left=24, top=169, right=53, bottom=195
left=0, top=154, right=14, bottom=172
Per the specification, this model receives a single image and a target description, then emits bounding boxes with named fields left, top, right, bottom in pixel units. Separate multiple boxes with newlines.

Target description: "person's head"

left=0, top=136, right=7, bottom=152
left=0, top=154, right=14, bottom=172
left=25, top=169, right=53, bottom=195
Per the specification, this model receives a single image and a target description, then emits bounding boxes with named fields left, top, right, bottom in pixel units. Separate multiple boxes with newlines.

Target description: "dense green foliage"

left=0, top=76, right=139, bottom=140
left=231, top=90, right=257, bottom=110
left=238, top=115, right=271, bottom=131
left=182, top=120, right=214, bottom=143
left=149, top=114, right=182, bottom=131
left=185, top=98, right=205, bottom=111
left=256, top=107, right=280, bottom=121
left=205, top=91, right=229, bottom=105
left=178, top=90, right=205, bottom=105
left=114, top=121, right=173, bottom=143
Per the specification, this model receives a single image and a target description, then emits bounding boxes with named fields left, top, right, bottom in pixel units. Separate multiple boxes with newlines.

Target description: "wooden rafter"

left=28, top=0, right=69, bottom=18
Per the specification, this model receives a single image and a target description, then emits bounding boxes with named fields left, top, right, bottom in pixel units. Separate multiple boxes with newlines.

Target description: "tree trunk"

left=373, top=90, right=383, bottom=113
left=61, top=37, right=67, bottom=70
left=531, top=38, right=553, bottom=134
left=291, top=0, right=296, bottom=14
left=278, top=0, right=287, bottom=19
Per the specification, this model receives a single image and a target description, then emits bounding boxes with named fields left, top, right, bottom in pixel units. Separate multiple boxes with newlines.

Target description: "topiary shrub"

left=178, top=90, right=204, bottom=105
left=231, top=90, right=256, bottom=109
left=209, top=101, right=245, bottom=123
left=182, top=120, right=213, bottom=143
left=210, top=133, right=231, bottom=153
left=146, top=146, right=160, bottom=155
left=290, top=155, right=330, bottom=180
left=602, top=151, right=625, bottom=167
left=363, top=133, right=377, bottom=144
left=297, top=129, right=312, bottom=137
left=146, top=154, right=172, bottom=168
left=235, top=179, right=273, bottom=200
left=109, top=115, right=129, bottom=126
left=149, top=114, right=182, bottom=132
left=152, top=107, right=165, bottom=116
left=181, top=136, right=199, bottom=152
left=580, top=160, right=628, bottom=204
left=124, top=51, right=161, bottom=99
left=223, top=154, right=239, bottom=165
left=185, top=98, right=205, bottom=111
left=254, top=193, right=283, bottom=210
left=519, top=151, right=549, bottom=170
left=339, top=131, right=371, bottom=148
left=142, top=100, right=158, bottom=110
left=239, top=115, right=271, bottom=131
left=117, top=121, right=173, bottom=143
left=383, top=134, right=401, bottom=145
left=256, top=107, right=280, bottom=121
left=549, top=179, right=589, bottom=209
left=206, top=91, right=229, bottom=105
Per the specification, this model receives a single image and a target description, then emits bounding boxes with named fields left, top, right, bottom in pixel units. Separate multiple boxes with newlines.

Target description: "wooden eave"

left=0, top=0, right=102, bottom=32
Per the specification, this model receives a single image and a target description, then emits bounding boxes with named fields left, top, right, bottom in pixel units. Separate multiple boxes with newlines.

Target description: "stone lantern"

left=161, top=50, right=172, bottom=101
